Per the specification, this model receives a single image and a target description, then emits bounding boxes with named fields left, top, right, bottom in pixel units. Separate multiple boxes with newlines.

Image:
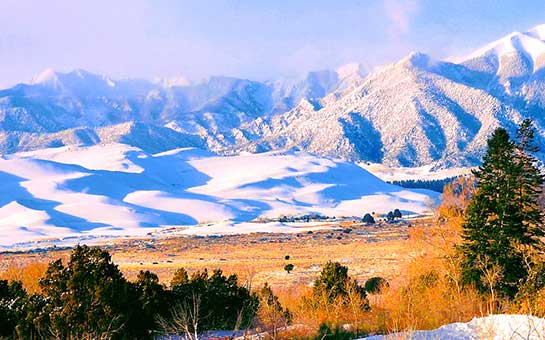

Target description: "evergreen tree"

left=134, top=270, right=170, bottom=335
left=38, top=245, right=149, bottom=339
left=460, top=122, right=545, bottom=298
left=284, top=263, right=294, bottom=274
left=362, top=213, right=375, bottom=224
left=170, top=268, right=259, bottom=331
left=0, top=280, right=27, bottom=338
left=313, top=261, right=367, bottom=304
left=364, top=277, right=389, bottom=294
left=386, top=211, right=394, bottom=222
left=256, top=283, right=292, bottom=338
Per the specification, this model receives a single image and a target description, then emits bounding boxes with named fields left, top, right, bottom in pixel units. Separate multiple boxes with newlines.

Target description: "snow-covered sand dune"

left=0, top=144, right=437, bottom=246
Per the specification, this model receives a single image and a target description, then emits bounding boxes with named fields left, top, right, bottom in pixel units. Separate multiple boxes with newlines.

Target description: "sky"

left=1, top=0, right=545, bottom=88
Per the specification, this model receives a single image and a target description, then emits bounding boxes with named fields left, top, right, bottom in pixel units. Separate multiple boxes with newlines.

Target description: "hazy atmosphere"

left=4, top=2, right=545, bottom=339
left=2, top=0, right=545, bottom=87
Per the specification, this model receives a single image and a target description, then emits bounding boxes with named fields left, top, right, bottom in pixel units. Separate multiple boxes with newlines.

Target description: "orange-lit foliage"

left=365, top=256, right=486, bottom=334
left=436, top=175, right=476, bottom=225
left=1, top=261, right=48, bottom=293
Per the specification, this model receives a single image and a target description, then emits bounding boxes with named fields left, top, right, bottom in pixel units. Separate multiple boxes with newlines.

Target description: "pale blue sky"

left=1, top=0, right=545, bottom=87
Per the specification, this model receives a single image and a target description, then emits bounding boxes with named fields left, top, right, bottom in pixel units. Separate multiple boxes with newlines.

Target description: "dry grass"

left=0, top=215, right=498, bottom=337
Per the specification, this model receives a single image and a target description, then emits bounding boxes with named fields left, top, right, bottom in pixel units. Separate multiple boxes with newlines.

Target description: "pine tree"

left=460, top=122, right=545, bottom=298
left=38, top=245, right=148, bottom=339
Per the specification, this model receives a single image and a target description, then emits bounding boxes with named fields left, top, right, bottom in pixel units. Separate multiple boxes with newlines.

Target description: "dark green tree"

left=170, top=267, right=190, bottom=287
left=170, top=268, right=259, bottom=332
left=0, top=280, right=27, bottom=338
left=460, top=122, right=545, bottom=298
left=134, top=270, right=170, bottom=334
left=38, top=245, right=149, bottom=339
left=364, top=277, right=389, bottom=294
left=313, top=261, right=367, bottom=307
left=362, top=213, right=375, bottom=224
left=284, top=263, right=294, bottom=274
left=386, top=211, right=394, bottom=222
left=393, top=209, right=402, bottom=219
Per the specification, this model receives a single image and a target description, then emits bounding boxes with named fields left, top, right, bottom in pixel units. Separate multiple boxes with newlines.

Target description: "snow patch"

left=362, top=314, right=545, bottom=340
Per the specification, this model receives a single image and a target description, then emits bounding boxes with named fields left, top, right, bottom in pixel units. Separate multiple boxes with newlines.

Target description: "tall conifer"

left=460, top=121, right=545, bottom=298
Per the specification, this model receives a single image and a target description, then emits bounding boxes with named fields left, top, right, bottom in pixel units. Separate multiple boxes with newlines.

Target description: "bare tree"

left=158, top=294, right=201, bottom=340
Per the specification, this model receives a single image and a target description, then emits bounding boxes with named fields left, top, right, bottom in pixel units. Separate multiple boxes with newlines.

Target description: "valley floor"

left=0, top=218, right=431, bottom=289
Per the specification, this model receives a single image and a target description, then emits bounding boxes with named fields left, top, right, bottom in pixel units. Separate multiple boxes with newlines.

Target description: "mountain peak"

left=463, top=26, right=545, bottom=64
left=336, top=62, right=363, bottom=79
left=527, top=24, right=545, bottom=40
left=154, top=76, right=191, bottom=88
left=30, top=68, right=59, bottom=85
left=399, top=51, right=431, bottom=69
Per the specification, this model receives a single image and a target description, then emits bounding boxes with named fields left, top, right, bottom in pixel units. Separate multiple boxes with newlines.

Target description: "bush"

left=315, top=323, right=358, bottom=339
left=313, top=262, right=368, bottom=307
left=386, top=211, right=394, bottom=222
left=365, top=277, right=389, bottom=294
left=362, top=213, right=375, bottom=224
left=284, top=263, right=294, bottom=274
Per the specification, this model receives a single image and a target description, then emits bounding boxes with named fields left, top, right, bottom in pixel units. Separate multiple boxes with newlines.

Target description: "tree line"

left=0, top=244, right=384, bottom=339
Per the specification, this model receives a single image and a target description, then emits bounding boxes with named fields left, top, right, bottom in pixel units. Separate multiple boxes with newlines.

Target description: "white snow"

left=362, top=314, right=545, bottom=340
left=29, top=68, right=58, bottom=85
left=362, top=163, right=473, bottom=182
left=336, top=62, right=364, bottom=80
left=0, top=144, right=437, bottom=248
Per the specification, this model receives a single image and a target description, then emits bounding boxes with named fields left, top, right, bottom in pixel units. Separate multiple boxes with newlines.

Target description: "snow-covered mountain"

left=0, top=143, right=434, bottom=246
left=230, top=25, right=545, bottom=167
left=4, top=25, right=545, bottom=167
left=0, top=64, right=365, bottom=155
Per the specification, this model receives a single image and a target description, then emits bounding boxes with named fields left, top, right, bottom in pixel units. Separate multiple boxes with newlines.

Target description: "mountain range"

left=3, top=25, right=545, bottom=167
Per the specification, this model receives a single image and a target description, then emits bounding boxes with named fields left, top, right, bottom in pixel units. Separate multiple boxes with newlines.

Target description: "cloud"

left=384, top=0, right=420, bottom=36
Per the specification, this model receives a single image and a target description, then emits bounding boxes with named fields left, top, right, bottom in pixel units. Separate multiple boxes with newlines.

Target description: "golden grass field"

left=0, top=219, right=435, bottom=293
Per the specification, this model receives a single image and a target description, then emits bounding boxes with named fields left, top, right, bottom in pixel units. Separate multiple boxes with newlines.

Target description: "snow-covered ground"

left=0, top=144, right=438, bottom=248
left=362, top=314, right=545, bottom=340
left=362, top=163, right=472, bottom=182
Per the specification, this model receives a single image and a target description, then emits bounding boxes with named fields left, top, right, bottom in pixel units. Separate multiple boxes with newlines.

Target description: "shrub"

left=365, top=277, right=389, bottom=294
left=386, top=211, right=394, bottom=222
left=362, top=213, right=375, bottom=224
left=313, top=262, right=368, bottom=308
left=284, top=263, right=294, bottom=274
left=315, top=322, right=357, bottom=340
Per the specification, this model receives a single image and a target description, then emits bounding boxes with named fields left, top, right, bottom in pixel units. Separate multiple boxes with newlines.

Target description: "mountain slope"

left=0, top=143, right=435, bottom=246
left=3, top=26, right=545, bottom=167
left=229, top=52, right=527, bottom=167
left=0, top=65, right=364, bottom=153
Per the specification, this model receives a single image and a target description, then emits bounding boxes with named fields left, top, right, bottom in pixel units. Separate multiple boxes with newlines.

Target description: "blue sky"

left=1, top=0, right=545, bottom=87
